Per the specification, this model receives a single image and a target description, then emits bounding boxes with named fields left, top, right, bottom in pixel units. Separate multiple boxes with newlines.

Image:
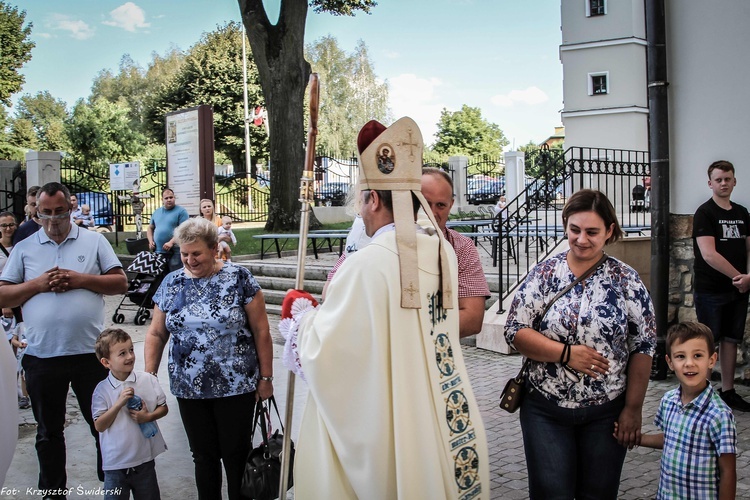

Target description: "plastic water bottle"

left=126, top=395, right=159, bottom=438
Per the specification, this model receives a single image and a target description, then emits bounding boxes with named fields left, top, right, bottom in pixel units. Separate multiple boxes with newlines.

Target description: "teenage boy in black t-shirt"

left=693, top=160, right=750, bottom=411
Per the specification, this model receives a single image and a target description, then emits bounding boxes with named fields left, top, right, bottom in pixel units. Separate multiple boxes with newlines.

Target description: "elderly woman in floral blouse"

left=504, top=189, right=656, bottom=500
left=144, top=217, right=273, bottom=500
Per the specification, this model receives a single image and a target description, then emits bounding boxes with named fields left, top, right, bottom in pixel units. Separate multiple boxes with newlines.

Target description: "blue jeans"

left=520, top=387, right=627, bottom=500
left=160, top=247, right=183, bottom=272
left=694, top=290, right=748, bottom=344
left=22, top=353, right=108, bottom=491
left=103, top=459, right=160, bottom=500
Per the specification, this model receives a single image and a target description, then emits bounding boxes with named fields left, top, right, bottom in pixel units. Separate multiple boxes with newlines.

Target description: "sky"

left=11, top=0, right=564, bottom=150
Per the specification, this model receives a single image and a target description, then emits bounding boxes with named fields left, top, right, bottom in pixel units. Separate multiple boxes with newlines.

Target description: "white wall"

left=561, top=0, right=645, bottom=44
left=667, top=0, right=750, bottom=213
left=560, top=0, right=648, bottom=153
left=563, top=112, right=648, bottom=151
left=561, top=42, right=648, bottom=111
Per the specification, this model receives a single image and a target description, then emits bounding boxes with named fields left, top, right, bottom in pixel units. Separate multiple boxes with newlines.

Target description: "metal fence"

left=495, top=146, right=650, bottom=311
left=465, top=155, right=505, bottom=206
left=59, top=158, right=271, bottom=229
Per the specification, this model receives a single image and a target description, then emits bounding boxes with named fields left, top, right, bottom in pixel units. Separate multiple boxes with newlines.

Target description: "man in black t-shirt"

left=693, top=160, right=750, bottom=411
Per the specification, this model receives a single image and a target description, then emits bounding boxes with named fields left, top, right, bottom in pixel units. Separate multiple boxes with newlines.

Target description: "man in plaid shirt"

left=636, top=322, right=736, bottom=499
left=325, top=168, right=491, bottom=337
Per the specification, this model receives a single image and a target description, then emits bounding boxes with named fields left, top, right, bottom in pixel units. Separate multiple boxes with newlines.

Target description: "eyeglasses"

left=0, top=223, right=16, bottom=228
left=38, top=211, right=71, bottom=220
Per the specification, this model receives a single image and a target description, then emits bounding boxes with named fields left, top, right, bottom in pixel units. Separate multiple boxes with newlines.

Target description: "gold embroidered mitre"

left=357, top=117, right=453, bottom=309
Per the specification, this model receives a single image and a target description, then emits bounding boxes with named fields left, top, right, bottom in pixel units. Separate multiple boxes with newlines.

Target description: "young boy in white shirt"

left=92, top=328, right=168, bottom=500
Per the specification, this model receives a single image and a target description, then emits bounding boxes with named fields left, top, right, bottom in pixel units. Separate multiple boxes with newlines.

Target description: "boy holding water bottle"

left=93, top=328, right=168, bottom=499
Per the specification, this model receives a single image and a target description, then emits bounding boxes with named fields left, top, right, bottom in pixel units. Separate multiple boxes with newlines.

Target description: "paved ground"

left=3, top=250, right=750, bottom=499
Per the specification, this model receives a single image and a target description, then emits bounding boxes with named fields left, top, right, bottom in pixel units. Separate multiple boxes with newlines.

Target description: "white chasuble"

left=295, top=231, right=489, bottom=499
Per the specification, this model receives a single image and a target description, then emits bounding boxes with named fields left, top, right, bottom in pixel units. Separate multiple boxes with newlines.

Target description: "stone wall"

left=670, top=214, right=750, bottom=380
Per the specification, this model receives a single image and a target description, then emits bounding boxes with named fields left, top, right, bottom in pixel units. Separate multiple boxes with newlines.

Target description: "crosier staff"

left=278, top=72, right=319, bottom=497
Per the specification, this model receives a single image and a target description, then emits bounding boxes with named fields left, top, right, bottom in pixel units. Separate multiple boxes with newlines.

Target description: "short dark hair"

left=38, top=182, right=71, bottom=202
left=95, top=328, right=132, bottom=360
left=562, top=189, right=623, bottom=244
left=666, top=321, right=715, bottom=357
left=162, top=187, right=175, bottom=196
left=707, top=160, right=734, bottom=178
left=422, top=167, right=454, bottom=190
left=363, top=189, right=420, bottom=214
left=0, top=211, right=16, bottom=221
left=27, top=185, right=41, bottom=198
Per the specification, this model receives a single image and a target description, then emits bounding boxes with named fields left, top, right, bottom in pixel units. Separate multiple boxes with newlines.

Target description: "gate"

left=465, top=156, right=505, bottom=205
left=214, top=171, right=269, bottom=222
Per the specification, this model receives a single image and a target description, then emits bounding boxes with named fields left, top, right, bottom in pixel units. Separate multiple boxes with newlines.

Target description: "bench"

left=253, top=232, right=348, bottom=259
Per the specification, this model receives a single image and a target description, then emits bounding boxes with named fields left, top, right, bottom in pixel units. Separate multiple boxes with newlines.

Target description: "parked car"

left=467, top=177, right=505, bottom=205
left=75, top=191, right=115, bottom=230
left=315, top=182, right=350, bottom=206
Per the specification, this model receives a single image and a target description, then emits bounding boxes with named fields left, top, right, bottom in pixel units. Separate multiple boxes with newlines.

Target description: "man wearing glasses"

left=0, top=182, right=128, bottom=497
left=13, top=185, right=41, bottom=245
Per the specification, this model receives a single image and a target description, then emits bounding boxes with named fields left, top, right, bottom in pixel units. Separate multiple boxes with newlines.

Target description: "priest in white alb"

left=281, top=117, right=489, bottom=499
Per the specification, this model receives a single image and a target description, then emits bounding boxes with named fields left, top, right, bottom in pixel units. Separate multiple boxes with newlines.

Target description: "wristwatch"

left=260, top=375, right=274, bottom=382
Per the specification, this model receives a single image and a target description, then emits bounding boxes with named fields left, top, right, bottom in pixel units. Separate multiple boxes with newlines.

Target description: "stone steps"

left=240, top=260, right=500, bottom=316
left=117, top=255, right=502, bottom=317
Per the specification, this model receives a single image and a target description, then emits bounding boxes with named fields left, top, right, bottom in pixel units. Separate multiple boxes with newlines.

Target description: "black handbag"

left=241, top=396, right=295, bottom=500
left=499, top=253, right=608, bottom=413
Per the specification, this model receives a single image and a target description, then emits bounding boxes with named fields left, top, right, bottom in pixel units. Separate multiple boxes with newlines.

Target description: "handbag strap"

left=537, top=252, right=608, bottom=325
left=516, top=252, right=609, bottom=379
left=250, top=396, right=283, bottom=446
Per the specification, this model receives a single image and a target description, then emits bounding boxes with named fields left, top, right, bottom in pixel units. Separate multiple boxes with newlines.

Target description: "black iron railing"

left=496, top=146, right=650, bottom=312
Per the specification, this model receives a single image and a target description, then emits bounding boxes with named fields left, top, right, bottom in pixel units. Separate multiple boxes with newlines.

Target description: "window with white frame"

left=586, top=0, right=606, bottom=17
left=588, top=72, right=609, bottom=95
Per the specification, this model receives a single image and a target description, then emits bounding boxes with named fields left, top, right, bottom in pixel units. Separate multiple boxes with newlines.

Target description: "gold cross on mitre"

left=396, top=128, right=419, bottom=161
left=404, top=281, right=418, bottom=299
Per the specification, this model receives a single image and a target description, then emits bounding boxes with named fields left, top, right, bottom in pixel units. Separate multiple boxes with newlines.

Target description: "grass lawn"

left=111, top=221, right=353, bottom=256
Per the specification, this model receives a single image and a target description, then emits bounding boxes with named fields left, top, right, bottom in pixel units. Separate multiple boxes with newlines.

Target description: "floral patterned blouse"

left=153, top=263, right=262, bottom=399
left=505, top=251, right=656, bottom=409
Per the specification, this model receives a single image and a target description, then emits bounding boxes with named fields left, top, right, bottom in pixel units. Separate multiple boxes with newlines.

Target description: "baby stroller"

left=112, top=251, right=168, bottom=325
left=630, top=184, right=647, bottom=213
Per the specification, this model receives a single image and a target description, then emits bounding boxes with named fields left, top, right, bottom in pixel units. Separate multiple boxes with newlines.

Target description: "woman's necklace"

left=187, top=262, right=218, bottom=300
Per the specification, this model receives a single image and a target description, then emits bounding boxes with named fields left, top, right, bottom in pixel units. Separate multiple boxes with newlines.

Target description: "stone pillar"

left=25, top=151, right=61, bottom=187
left=504, top=151, right=525, bottom=203
left=449, top=155, right=468, bottom=214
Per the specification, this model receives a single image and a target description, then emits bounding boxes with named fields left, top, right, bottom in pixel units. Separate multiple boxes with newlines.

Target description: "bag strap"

left=0, top=243, right=8, bottom=258
left=516, top=252, right=608, bottom=379
left=537, top=252, right=608, bottom=325
left=250, top=396, right=283, bottom=447
left=266, top=395, right=285, bottom=433
left=250, top=399, right=271, bottom=447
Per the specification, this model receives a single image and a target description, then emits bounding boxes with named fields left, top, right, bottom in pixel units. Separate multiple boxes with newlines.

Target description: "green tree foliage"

left=8, top=117, right=38, bottom=150
left=520, top=141, right=564, bottom=178
left=0, top=106, right=25, bottom=159
left=10, top=91, right=69, bottom=151
left=91, top=49, right=185, bottom=135
left=146, top=22, right=266, bottom=173
left=66, top=98, right=146, bottom=169
left=307, top=36, right=389, bottom=157
left=90, top=55, right=149, bottom=131
left=432, top=105, right=508, bottom=158
left=238, top=0, right=376, bottom=231
left=0, top=2, right=34, bottom=106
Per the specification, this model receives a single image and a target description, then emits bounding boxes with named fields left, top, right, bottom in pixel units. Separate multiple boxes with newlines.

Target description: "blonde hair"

left=95, top=328, right=131, bottom=360
left=174, top=217, right=218, bottom=248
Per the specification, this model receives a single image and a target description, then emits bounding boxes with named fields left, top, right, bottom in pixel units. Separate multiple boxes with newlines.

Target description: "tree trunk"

left=239, top=0, right=314, bottom=231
